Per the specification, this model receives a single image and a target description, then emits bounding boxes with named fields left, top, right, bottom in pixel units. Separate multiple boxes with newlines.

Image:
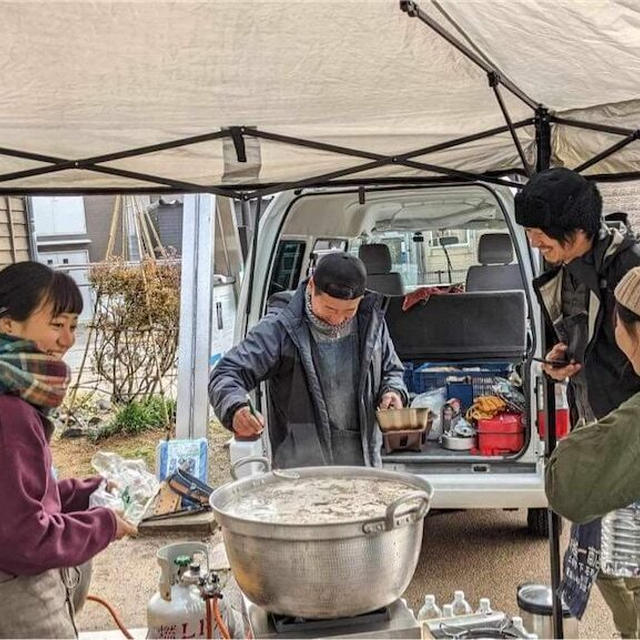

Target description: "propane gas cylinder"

left=146, top=542, right=208, bottom=639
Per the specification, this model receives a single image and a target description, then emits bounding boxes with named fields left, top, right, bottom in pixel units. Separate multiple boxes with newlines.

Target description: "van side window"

left=268, top=240, right=306, bottom=297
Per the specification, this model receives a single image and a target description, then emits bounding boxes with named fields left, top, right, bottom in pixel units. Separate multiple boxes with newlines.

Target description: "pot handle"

left=384, top=490, right=432, bottom=531
left=230, top=456, right=271, bottom=480
left=362, top=489, right=432, bottom=534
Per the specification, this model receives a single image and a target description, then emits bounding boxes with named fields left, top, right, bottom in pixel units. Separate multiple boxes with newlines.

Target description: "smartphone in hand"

left=531, top=356, right=571, bottom=369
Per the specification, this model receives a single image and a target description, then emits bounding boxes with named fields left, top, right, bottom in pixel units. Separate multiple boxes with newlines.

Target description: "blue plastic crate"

left=402, top=361, right=415, bottom=393
left=413, top=361, right=512, bottom=397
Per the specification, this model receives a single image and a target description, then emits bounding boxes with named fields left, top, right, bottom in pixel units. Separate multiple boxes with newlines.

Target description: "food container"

left=383, top=425, right=428, bottom=453
left=517, top=583, right=578, bottom=639
left=441, top=434, right=476, bottom=451
left=376, top=407, right=432, bottom=432
left=476, top=413, right=524, bottom=455
left=441, top=398, right=462, bottom=433
left=210, top=460, right=433, bottom=619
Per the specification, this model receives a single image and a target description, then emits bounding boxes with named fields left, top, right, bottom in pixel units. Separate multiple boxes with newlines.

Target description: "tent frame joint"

left=228, top=126, right=248, bottom=163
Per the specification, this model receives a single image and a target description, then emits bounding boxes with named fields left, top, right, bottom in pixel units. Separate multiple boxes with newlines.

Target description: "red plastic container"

left=537, top=409, right=570, bottom=440
left=476, top=413, right=524, bottom=455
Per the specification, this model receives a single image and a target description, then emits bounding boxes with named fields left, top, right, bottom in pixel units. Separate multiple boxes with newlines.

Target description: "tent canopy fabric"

left=1, top=0, right=639, bottom=192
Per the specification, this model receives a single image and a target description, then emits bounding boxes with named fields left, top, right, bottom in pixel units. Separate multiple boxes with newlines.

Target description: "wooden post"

left=144, top=208, right=167, bottom=258
left=105, top=195, right=121, bottom=259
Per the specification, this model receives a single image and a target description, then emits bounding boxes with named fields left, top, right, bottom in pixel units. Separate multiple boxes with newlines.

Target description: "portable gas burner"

left=241, top=595, right=421, bottom=639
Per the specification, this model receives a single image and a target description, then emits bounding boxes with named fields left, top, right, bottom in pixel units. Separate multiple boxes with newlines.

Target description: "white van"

left=234, top=181, right=556, bottom=535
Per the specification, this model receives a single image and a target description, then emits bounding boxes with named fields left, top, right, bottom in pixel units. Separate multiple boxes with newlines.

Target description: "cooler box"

left=476, top=413, right=524, bottom=455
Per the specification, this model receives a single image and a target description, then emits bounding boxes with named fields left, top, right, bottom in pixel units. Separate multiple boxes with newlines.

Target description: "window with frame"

left=268, top=240, right=306, bottom=297
left=31, top=196, right=87, bottom=236
left=427, top=229, right=471, bottom=248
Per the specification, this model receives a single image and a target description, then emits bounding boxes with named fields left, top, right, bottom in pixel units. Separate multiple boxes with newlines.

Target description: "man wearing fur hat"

left=516, top=167, right=640, bottom=637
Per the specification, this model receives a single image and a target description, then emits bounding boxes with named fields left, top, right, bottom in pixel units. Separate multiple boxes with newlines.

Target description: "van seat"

left=386, top=290, right=526, bottom=360
left=466, top=233, right=523, bottom=292
left=359, top=244, right=404, bottom=296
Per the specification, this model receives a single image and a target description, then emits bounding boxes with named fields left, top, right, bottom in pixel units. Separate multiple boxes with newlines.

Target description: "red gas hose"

left=210, top=598, right=231, bottom=640
left=87, top=592, right=230, bottom=640
left=206, top=597, right=213, bottom=639
left=86, top=594, right=134, bottom=639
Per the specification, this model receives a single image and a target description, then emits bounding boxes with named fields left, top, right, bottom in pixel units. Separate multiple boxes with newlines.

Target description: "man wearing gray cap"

left=516, top=167, right=640, bottom=635
left=209, top=251, right=407, bottom=469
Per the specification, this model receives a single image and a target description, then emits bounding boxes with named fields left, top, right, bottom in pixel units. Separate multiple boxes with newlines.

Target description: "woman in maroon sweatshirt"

left=0, top=262, right=136, bottom=638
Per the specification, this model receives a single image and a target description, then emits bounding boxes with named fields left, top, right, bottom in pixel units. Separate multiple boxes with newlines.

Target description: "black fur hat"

left=515, top=167, right=602, bottom=236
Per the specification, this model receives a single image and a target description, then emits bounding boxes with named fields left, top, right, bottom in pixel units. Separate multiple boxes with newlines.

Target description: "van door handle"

left=216, top=302, right=223, bottom=330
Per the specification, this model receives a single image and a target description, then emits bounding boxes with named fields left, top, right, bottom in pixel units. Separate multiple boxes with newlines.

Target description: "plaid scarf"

left=0, top=334, right=70, bottom=413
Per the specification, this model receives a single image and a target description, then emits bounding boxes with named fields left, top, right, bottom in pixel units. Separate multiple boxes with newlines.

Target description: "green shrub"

left=90, top=258, right=180, bottom=404
left=90, top=396, right=176, bottom=442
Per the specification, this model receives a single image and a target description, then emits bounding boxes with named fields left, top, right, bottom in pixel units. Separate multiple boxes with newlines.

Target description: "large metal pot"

left=209, top=458, right=433, bottom=619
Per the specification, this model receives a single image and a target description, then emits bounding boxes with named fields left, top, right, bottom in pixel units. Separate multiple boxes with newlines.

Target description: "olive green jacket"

left=546, top=390, right=640, bottom=524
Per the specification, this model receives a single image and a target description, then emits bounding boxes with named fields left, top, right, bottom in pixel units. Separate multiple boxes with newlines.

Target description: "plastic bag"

left=491, top=377, right=526, bottom=413
left=89, top=451, right=160, bottom=525
left=452, top=417, right=476, bottom=438
left=411, top=387, right=447, bottom=441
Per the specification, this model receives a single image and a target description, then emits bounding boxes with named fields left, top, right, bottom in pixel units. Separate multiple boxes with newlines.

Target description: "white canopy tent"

left=6, top=4, right=638, bottom=636
left=0, top=0, right=638, bottom=195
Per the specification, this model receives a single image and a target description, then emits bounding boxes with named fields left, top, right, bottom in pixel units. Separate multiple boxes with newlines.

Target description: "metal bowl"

left=441, top=434, right=476, bottom=450
left=376, top=407, right=433, bottom=432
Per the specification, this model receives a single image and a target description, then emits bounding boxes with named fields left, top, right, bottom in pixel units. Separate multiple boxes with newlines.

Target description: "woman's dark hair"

left=0, top=261, right=83, bottom=321
left=615, top=300, right=640, bottom=330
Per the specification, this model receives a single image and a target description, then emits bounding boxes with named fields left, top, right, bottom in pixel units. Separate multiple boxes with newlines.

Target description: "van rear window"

left=350, top=228, right=519, bottom=291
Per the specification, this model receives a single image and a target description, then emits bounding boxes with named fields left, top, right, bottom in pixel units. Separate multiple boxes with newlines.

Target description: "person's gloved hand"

left=378, top=391, right=404, bottom=410
left=543, top=343, right=581, bottom=381
left=232, top=406, right=265, bottom=438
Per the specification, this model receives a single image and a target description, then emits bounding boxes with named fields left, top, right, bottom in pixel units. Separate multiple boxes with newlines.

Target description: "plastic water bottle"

left=417, top=594, right=442, bottom=621
left=229, top=436, right=264, bottom=478
left=512, top=616, right=525, bottom=633
left=513, top=617, right=538, bottom=640
left=476, top=598, right=492, bottom=615
left=450, top=591, right=473, bottom=616
left=442, top=604, right=454, bottom=618
left=601, top=502, right=640, bottom=577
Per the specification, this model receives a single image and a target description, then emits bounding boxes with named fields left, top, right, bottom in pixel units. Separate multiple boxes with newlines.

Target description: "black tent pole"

left=535, top=107, right=564, bottom=639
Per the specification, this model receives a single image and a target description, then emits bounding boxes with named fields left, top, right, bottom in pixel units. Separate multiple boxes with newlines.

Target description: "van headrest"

left=358, top=243, right=392, bottom=274
left=478, top=233, right=514, bottom=265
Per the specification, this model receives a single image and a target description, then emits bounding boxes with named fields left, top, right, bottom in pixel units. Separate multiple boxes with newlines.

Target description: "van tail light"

left=537, top=383, right=570, bottom=439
